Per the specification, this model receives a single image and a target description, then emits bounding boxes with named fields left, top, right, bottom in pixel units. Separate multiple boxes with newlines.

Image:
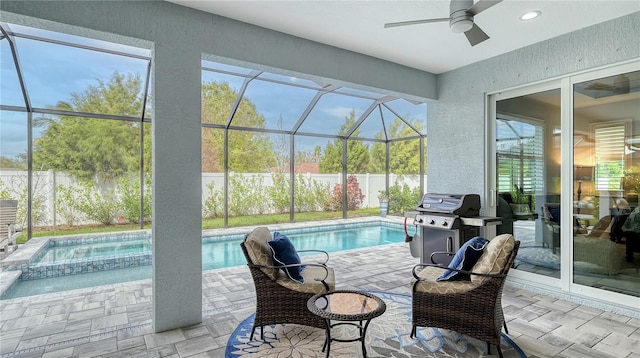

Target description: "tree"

left=201, top=81, right=276, bottom=172
left=32, top=72, right=150, bottom=181
left=319, top=110, right=370, bottom=173
left=272, top=116, right=290, bottom=172
left=319, top=138, right=341, bottom=173
left=0, top=156, right=25, bottom=170
left=294, top=149, right=315, bottom=164
left=371, top=118, right=424, bottom=174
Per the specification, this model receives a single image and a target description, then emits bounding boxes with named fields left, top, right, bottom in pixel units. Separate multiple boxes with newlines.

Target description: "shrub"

left=2, top=175, right=47, bottom=229
left=203, top=181, right=224, bottom=218
left=267, top=173, right=290, bottom=214
left=388, top=183, right=421, bottom=215
left=117, top=174, right=152, bottom=223
left=228, top=173, right=269, bottom=216
left=327, top=175, right=364, bottom=211
left=294, top=174, right=329, bottom=212
left=55, top=184, right=84, bottom=226
left=75, top=181, right=118, bottom=225
left=0, top=182, right=10, bottom=200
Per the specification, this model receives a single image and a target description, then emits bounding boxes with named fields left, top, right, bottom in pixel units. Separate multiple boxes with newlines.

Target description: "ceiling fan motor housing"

left=450, top=0, right=474, bottom=33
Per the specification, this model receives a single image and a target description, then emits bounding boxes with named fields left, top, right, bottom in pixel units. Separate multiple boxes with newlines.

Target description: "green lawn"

left=19, top=208, right=383, bottom=243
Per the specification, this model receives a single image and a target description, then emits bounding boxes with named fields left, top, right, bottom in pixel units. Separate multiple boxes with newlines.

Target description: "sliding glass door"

left=488, top=62, right=640, bottom=304
left=492, top=87, right=561, bottom=279
left=572, top=68, right=640, bottom=297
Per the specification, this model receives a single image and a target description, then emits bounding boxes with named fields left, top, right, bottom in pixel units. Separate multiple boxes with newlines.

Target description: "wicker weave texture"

left=240, top=239, right=328, bottom=333
left=412, top=241, right=520, bottom=348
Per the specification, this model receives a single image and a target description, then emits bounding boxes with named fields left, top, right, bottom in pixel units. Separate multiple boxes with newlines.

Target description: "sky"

left=1, top=26, right=151, bottom=160
left=1, top=23, right=427, bottom=161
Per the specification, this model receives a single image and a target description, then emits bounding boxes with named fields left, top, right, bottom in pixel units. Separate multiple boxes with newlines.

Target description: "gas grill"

left=406, top=193, right=501, bottom=265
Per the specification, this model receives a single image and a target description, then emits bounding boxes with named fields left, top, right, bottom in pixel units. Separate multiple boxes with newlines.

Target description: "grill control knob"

left=442, top=222, right=448, bottom=226
left=429, top=220, right=435, bottom=225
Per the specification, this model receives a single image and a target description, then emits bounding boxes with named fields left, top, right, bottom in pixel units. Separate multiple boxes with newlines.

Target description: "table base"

left=322, top=319, right=373, bottom=358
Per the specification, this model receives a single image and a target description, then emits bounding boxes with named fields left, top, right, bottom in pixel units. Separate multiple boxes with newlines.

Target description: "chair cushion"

left=413, top=266, right=478, bottom=294
left=622, top=207, right=640, bottom=233
left=268, top=232, right=305, bottom=283
left=545, top=204, right=560, bottom=223
left=574, top=234, right=623, bottom=275
left=276, top=265, right=335, bottom=294
left=497, top=198, right=514, bottom=219
left=470, top=233, right=515, bottom=283
left=437, top=236, right=488, bottom=281
left=244, top=227, right=278, bottom=280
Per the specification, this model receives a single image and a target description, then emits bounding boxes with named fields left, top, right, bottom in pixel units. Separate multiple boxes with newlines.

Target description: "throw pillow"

left=470, top=234, right=515, bottom=284
left=244, top=227, right=278, bottom=280
left=548, top=205, right=560, bottom=223
left=436, top=236, right=489, bottom=281
left=268, top=232, right=305, bottom=283
left=622, top=207, right=640, bottom=233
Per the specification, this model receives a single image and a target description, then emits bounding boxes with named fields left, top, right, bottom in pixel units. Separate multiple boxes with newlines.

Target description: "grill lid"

left=416, top=193, right=481, bottom=217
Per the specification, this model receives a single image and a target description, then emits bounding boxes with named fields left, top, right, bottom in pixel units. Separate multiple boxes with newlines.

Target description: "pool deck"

left=0, top=217, right=400, bottom=296
left=0, top=218, right=639, bottom=357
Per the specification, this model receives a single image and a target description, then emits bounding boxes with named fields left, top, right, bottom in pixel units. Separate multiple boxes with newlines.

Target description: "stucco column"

left=152, top=42, right=202, bottom=332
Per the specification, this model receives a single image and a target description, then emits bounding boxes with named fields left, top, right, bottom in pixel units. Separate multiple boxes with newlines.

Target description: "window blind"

left=594, top=124, right=625, bottom=191
left=496, top=119, right=544, bottom=195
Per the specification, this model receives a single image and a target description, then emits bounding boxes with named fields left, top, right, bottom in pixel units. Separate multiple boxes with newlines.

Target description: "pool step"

left=0, top=270, right=22, bottom=297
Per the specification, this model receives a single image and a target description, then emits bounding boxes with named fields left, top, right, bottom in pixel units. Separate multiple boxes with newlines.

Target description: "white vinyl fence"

left=0, top=170, right=424, bottom=228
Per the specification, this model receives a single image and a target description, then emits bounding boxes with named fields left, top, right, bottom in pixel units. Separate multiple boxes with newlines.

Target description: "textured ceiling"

left=168, top=1, right=640, bottom=74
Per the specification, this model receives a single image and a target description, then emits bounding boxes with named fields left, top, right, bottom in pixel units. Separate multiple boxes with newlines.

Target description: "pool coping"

left=0, top=216, right=405, bottom=297
left=0, top=270, right=21, bottom=296
left=1, top=230, right=153, bottom=268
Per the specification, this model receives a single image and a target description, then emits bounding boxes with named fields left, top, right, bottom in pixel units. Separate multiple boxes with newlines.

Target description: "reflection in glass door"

left=495, top=89, right=561, bottom=278
left=572, top=70, right=640, bottom=297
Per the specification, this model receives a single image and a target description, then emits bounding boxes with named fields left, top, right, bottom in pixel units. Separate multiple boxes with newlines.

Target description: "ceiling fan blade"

left=467, top=0, right=503, bottom=16
left=384, top=17, right=449, bottom=28
left=464, top=23, right=489, bottom=46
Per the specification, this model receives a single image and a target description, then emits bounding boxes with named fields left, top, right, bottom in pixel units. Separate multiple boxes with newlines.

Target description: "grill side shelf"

left=460, top=216, right=502, bottom=227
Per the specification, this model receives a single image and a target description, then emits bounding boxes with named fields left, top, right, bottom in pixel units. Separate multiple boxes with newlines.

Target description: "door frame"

left=486, top=79, right=562, bottom=289
left=485, top=59, right=640, bottom=309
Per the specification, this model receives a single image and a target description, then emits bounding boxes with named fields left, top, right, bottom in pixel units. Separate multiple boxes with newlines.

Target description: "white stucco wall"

left=428, top=11, right=640, bottom=214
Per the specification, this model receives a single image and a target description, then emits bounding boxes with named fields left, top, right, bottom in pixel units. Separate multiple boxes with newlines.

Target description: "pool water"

left=1, top=223, right=405, bottom=299
left=202, top=225, right=404, bottom=270
left=35, top=239, right=152, bottom=263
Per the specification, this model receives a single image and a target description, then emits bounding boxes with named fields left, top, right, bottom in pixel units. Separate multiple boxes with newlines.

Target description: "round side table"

left=307, top=290, right=386, bottom=358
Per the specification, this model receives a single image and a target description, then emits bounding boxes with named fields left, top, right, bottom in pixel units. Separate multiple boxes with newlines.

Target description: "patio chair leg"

left=410, top=325, right=417, bottom=338
left=497, top=345, right=504, bottom=358
left=487, top=342, right=491, bottom=355
left=250, top=326, right=256, bottom=341
left=260, top=326, right=264, bottom=340
left=503, top=321, right=509, bottom=334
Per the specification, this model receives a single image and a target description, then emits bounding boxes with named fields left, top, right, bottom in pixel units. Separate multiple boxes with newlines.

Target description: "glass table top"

left=308, top=290, right=386, bottom=320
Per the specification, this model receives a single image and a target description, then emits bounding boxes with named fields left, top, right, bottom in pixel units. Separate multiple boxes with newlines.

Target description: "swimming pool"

left=1, top=221, right=405, bottom=299
left=34, top=238, right=152, bottom=263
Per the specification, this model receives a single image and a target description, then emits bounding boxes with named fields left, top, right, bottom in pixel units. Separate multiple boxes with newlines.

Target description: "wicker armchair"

left=411, top=234, right=520, bottom=358
left=240, top=227, right=336, bottom=340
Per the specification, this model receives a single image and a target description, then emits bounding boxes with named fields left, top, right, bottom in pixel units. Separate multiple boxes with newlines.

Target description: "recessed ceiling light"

left=520, top=11, right=541, bottom=21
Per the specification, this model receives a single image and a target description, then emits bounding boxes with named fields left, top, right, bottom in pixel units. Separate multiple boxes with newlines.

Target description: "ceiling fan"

left=384, top=0, right=503, bottom=46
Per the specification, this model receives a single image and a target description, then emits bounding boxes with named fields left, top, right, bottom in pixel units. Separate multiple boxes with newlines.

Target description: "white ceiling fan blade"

left=384, top=17, right=449, bottom=28
left=464, top=23, right=489, bottom=46
left=467, top=0, right=503, bottom=16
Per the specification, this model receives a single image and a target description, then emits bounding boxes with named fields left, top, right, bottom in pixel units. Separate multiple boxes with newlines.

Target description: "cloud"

left=321, top=106, right=354, bottom=119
